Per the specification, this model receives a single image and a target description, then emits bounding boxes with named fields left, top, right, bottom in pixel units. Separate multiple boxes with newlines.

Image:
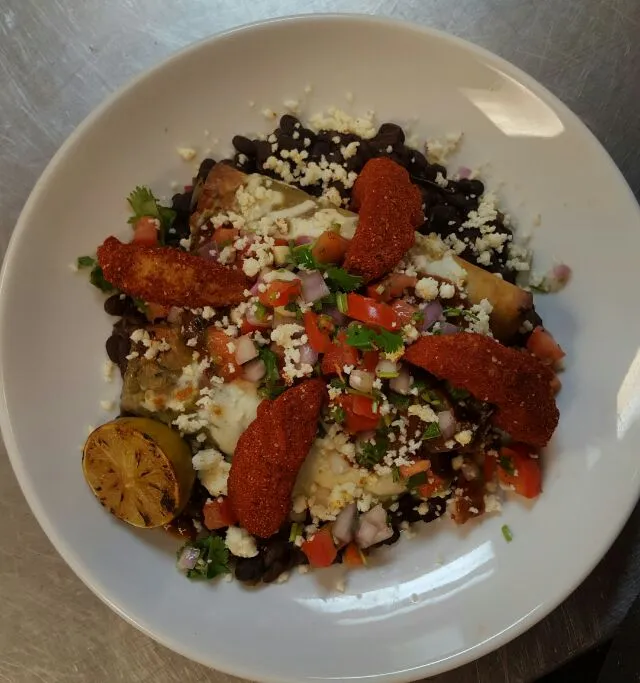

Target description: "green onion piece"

left=501, top=524, right=513, bottom=543
left=336, top=292, right=348, bottom=313
left=289, top=523, right=303, bottom=542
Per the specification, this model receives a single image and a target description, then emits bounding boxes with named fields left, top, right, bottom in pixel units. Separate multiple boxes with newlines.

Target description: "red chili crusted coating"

left=343, top=157, right=423, bottom=283
left=97, top=236, right=250, bottom=308
left=404, top=333, right=559, bottom=447
left=228, top=379, right=327, bottom=538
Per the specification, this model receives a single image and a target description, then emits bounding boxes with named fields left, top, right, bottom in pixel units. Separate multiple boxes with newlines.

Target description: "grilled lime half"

left=82, top=417, right=195, bottom=528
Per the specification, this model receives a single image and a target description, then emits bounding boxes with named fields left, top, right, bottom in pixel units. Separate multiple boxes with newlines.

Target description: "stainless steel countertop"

left=1, top=1, right=639, bottom=681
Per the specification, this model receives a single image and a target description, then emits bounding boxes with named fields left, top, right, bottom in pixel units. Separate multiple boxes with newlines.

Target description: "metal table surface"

left=1, top=1, right=639, bottom=682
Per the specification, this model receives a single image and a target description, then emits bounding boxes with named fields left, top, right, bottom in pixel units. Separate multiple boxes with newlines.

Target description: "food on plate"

left=76, top=110, right=567, bottom=587
left=82, top=417, right=195, bottom=528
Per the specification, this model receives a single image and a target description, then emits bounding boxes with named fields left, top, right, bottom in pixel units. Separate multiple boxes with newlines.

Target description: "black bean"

left=234, top=556, right=265, bottom=584
left=232, top=135, right=257, bottom=157
left=171, top=191, right=192, bottom=214
left=428, top=452, right=455, bottom=479
left=196, top=158, right=216, bottom=182
left=262, top=538, right=289, bottom=567
left=455, top=178, right=485, bottom=196
left=254, top=140, right=272, bottom=166
left=275, top=135, right=299, bottom=152
left=104, top=294, right=128, bottom=317
left=447, top=193, right=478, bottom=213
left=374, top=122, right=405, bottom=147
left=278, top=114, right=300, bottom=135
left=408, top=149, right=429, bottom=173
left=234, top=153, right=256, bottom=173
left=311, top=140, right=332, bottom=159
left=428, top=205, right=461, bottom=234
left=105, top=334, right=130, bottom=366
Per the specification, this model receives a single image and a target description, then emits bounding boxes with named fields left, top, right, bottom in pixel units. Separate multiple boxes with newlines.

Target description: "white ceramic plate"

left=2, top=14, right=640, bottom=682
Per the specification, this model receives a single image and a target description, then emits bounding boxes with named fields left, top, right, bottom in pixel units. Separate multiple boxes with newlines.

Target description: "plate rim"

left=1, top=12, right=639, bottom=682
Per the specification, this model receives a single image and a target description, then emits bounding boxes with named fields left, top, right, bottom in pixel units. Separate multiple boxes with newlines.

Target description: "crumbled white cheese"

left=454, top=430, right=473, bottom=446
left=415, top=277, right=440, bottom=301
left=439, top=283, right=456, bottom=299
left=176, top=147, right=197, bottom=161
left=225, top=526, right=258, bottom=558
left=408, top=404, right=438, bottom=423
left=193, top=449, right=231, bottom=497
left=425, top=132, right=463, bottom=165
left=103, top=359, right=116, bottom=383
left=308, top=107, right=377, bottom=139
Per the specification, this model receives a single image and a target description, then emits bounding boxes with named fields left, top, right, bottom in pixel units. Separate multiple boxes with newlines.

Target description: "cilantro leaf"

left=258, top=347, right=286, bottom=399
left=77, top=255, right=96, bottom=269
left=407, top=471, right=427, bottom=489
left=330, top=405, right=346, bottom=424
left=127, top=185, right=176, bottom=244
left=498, top=455, right=515, bottom=476
left=324, top=267, right=362, bottom=292
left=388, top=392, right=410, bottom=410
left=329, top=377, right=347, bottom=390
left=89, top=265, right=116, bottom=293
left=356, top=435, right=389, bottom=468
left=289, top=244, right=318, bottom=270
left=345, top=324, right=403, bottom=354
left=178, top=535, right=229, bottom=580
left=373, top=328, right=404, bottom=353
left=422, top=422, right=441, bottom=440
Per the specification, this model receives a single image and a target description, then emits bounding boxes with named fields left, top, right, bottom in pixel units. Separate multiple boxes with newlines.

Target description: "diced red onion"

left=325, top=307, right=347, bottom=326
left=438, top=410, right=457, bottom=440
left=349, top=369, right=374, bottom=393
left=389, top=366, right=411, bottom=395
left=196, top=242, right=218, bottom=260
left=235, top=335, right=258, bottom=365
left=439, top=322, right=460, bottom=335
left=299, top=270, right=330, bottom=303
left=356, top=504, right=393, bottom=549
left=295, top=235, right=314, bottom=245
left=332, top=503, right=357, bottom=544
left=298, top=343, right=319, bottom=366
left=176, top=545, right=200, bottom=571
left=167, top=307, right=183, bottom=324
left=461, top=461, right=480, bottom=480
left=552, top=263, right=572, bottom=285
left=458, top=166, right=472, bottom=179
left=420, top=300, right=444, bottom=331
left=250, top=281, right=262, bottom=296
left=243, top=358, right=266, bottom=382
left=375, top=359, right=399, bottom=378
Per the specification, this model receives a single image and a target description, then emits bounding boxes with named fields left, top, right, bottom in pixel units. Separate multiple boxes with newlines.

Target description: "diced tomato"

left=205, top=328, right=240, bottom=381
left=367, top=274, right=417, bottom=302
left=301, top=527, right=337, bottom=568
left=361, top=350, right=379, bottom=373
left=321, top=331, right=359, bottom=376
left=416, top=471, right=448, bottom=499
left=311, top=230, right=350, bottom=264
left=132, top=216, right=159, bottom=246
left=526, top=326, right=565, bottom=366
left=145, top=302, right=170, bottom=321
left=398, top=459, right=431, bottom=479
left=274, top=238, right=289, bottom=247
left=258, top=280, right=301, bottom=308
left=304, top=310, right=331, bottom=353
left=497, top=444, right=542, bottom=499
left=390, top=299, right=417, bottom=326
left=212, top=227, right=239, bottom=248
left=343, top=542, right=366, bottom=568
left=483, top=452, right=497, bottom=481
left=203, top=498, right=237, bottom=530
left=338, top=394, right=380, bottom=433
left=240, top=319, right=261, bottom=335
left=346, top=293, right=399, bottom=331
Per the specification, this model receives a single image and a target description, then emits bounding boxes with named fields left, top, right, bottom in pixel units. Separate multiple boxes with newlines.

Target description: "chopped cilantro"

left=443, top=307, right=478, bottom=321
left=412, top=310, right=425, bottom=325
left=388, top=392, right=410, bottom=410
left=258, top=347, right=286, bottom=399
left=254, top=301, right=269, bottom=321
left=289, top=244, right=318, bottom=269
left=178, top=535, right=229, bottom=580
left=127, top=186, right=176, bottom=244
left=421, top=389, right=443, bottom=407
left=356, top=434, right=389, bottom=468
left=498, top=455, right=515, bottom=476
left=330, top=405, right=346, bottom=424
left=89, top=265, right=116, bottom=293
left=345, top=324, right=403, bottom=353
left=422, top=422, right=441, bottom=440
left=133, top=297, right=147, bottom=314
left=392, top=465, right=401, bottom=483
left=284, top=301, right=303, bottom=319
left=77, top=255, right=96, bottom=268
left=407, top=471, right=427, bottom=489
left=329, top=377, right=347, bottom=390
left=324, top=267, right=362, bottom=292
left=447, top=383, right=470, bottom=402
left=501, top=524, right=513, bottom=543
